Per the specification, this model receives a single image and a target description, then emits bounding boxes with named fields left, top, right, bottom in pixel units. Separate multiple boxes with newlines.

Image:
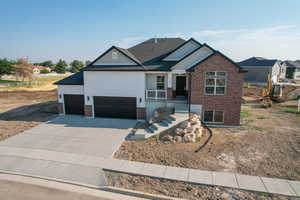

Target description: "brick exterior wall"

left=190, top=53, right=244, bottom=126
left=84, top=105, right=93, bottom=117
left=58, top=103, right=64, bottom=114
left=136, top=107, right=146, bottom=120
left=167, top=88, right=173, bottom=100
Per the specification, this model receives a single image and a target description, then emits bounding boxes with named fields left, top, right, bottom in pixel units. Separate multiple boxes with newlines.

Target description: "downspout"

left=188, top=72, right=192, bottom=113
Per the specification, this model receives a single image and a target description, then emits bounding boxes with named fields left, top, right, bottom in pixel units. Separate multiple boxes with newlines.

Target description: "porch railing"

left=146, top=90, right=167, bottom=100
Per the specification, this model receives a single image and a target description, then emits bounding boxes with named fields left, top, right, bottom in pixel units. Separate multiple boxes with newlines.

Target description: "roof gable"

left=90, top=46, right=141, bottom=66
left=171, top=44, right=214, bottom=71
left=187, top=50, right=244, bottom=72
left=163, top=38, right=202, bottom=61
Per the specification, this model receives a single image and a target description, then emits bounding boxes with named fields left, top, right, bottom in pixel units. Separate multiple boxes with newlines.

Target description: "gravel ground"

left=105, top=171, right=293, bottom=200
left=0, top=90, right=57, bottom=141
left=114, top=102, right=300, bottom=181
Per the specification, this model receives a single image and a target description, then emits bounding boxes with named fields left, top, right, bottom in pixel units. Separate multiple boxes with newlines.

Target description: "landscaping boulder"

left=161, top=135, right=173, bottom=142
left=160, top=113, right=204, bottom=143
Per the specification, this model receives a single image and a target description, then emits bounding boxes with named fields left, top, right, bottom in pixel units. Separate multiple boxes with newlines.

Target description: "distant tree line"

left=0, top=58, right=91, bottom=79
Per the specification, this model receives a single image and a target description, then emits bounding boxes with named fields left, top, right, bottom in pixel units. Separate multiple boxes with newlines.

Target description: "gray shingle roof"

left=127, top=38, right=186, bottom=63
left=283, top=60, right=300, bottom=68
left=54, top=72, right=83, bottom=85
left=238, top=57, right=277, bottom=67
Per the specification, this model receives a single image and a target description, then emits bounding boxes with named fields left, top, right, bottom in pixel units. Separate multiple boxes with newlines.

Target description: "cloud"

left=114, top=25, right=300, bottom=61
left=189, top=25, right=300, bottom=61
left=114, top=36, right=148, bottom=48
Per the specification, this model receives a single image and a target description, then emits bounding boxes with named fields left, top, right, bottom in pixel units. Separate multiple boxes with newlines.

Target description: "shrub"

left=40, top=69, right=50, bottom=74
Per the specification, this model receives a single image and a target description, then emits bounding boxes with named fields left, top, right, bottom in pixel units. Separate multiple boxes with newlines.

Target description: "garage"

left=93, top=96, right=136, bottom=119
left=64, top=94, right=84, bottom=115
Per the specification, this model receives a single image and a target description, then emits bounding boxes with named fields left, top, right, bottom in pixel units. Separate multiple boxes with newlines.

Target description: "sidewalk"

left=103, top=159, right=300, bottom=198
left=0, top=146, right=299, bottom=197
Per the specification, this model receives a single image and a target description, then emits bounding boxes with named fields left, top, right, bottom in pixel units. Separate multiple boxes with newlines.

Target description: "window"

left=205, top=71, right=227, bottom=95
left=112, top=52, right=118, bottom=60
left=204, top=110, right=224, bottom=123
left=156, top=76, right=165, bottom=90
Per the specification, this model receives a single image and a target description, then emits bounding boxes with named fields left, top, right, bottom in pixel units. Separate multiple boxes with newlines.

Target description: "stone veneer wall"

left=58, top=103, right=64, bottom=114
left=137, top=107, right=146, bottom=120
left=84, top=105, right=93, bottom=117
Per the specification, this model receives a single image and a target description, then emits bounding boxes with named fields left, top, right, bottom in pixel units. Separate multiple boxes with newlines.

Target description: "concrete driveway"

left=0, top=115, right=136, bottom=187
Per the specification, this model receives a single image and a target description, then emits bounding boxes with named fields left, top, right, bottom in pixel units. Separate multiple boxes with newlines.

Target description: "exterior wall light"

left=59, top=94, right=62, bottom=99
left=87, top=96, right=90, bottom=101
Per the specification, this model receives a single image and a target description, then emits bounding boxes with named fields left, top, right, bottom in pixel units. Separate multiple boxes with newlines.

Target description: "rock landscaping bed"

left=114, top=101, right=300, bottom=181
left=160, top=113, right=204, bottom=143
left=105, top=171, right=293, bottom=200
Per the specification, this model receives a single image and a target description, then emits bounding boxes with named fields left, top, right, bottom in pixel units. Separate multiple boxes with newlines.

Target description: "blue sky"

left=1, top=0, right=300, bottom=63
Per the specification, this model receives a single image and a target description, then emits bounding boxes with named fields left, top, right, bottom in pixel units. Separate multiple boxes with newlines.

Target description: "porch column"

left=167, top=72, right=173, bottom=100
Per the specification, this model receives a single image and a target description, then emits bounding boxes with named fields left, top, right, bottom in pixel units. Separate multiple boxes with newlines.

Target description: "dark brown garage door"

left=94, top=96, right=136, bottom=119
left=64, top=94, right=84, bottom=115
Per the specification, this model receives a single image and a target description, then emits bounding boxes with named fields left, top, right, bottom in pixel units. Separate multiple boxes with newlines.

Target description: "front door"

left=176, top=76, right=186, bottom=96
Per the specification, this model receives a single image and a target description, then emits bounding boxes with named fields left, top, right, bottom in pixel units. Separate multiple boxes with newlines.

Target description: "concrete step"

left=145, top=127, right=154, bottom=134
left=148, top=125, right=158, bottom=132
left=158, top=121, right=169, bottom=127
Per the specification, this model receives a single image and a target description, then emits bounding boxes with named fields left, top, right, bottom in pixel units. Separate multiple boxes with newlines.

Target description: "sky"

left=1, top=0, right=300, bottom=63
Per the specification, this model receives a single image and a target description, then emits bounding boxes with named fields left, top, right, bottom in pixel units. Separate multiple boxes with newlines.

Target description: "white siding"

left=164, top=40, right=201, bottom=61
left=171, top=46, right=213, bottom=71
left=84, top=71, right=145, bottom=107
left=57, top=85, right=84, bottom=103
left=93, top=49, right=137, bottom=65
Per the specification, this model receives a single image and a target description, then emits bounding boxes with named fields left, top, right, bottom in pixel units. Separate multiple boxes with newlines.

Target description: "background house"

left=238, top=57, right=282, bottom=84
left=32, top=65, right=51, bottom=74
left=281, top=60, right=300, bottom=81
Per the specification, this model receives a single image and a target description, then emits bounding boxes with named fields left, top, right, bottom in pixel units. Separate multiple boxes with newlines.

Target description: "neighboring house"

left=55, top=38, right=245, bottom=126
left=238, top=57, right=282, bottom=84
left=281, top=60, right=300, bottom=80
left=32, top=65, right=51, bottom=74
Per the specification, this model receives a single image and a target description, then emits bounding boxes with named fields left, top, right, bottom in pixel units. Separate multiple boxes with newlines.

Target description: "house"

left=32, top=65, right=51, bottom=74
left=238, top=57, right=282, bottom=84
left=281, top=60, right=300, bottom=80
left=55, top=38, right=245, bottom=126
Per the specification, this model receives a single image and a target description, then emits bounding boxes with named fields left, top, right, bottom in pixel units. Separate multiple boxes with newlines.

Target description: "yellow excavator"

left=261, top=74, right=283, bottom=108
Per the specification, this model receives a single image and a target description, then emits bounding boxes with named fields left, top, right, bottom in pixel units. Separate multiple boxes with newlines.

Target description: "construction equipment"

left=261, top=74, right=283, bottom=107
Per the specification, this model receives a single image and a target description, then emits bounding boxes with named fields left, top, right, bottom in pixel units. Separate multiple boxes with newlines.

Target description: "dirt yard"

left=105, top=171, right=292, bottom=200
left=0, top=90, right=58, bottom=141
left=115, top=91, right=300, bottom=181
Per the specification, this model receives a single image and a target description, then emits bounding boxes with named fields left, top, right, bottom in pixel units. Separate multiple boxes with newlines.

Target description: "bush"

left=40, top=69, right=50, bottom=74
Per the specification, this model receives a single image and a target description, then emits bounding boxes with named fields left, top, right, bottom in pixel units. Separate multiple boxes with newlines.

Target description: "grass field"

left=0, top=75, right=68, bottom=91
left=0, top=80, right=20, bottom=84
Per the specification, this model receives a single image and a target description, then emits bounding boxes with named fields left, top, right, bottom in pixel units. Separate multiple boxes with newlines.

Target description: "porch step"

left=126, top=113, right=188, bottom=140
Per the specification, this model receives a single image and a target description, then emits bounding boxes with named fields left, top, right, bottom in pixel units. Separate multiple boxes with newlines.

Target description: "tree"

left=85, top=60, right=91, bottom=66
left=55, top=59, right=67, bottom=73
left=70, top=60, right=84, bottom=73
left=40, top=60, right=54, bottom=68
left=0, top=58, right=14, bottom=79
left=13, top=58, right=33, bottom=82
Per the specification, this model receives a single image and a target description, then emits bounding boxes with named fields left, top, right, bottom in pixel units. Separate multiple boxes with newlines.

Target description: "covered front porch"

left=144, top=72, right=189, bottom=119
left=145, top=72, right=189, bottom=101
